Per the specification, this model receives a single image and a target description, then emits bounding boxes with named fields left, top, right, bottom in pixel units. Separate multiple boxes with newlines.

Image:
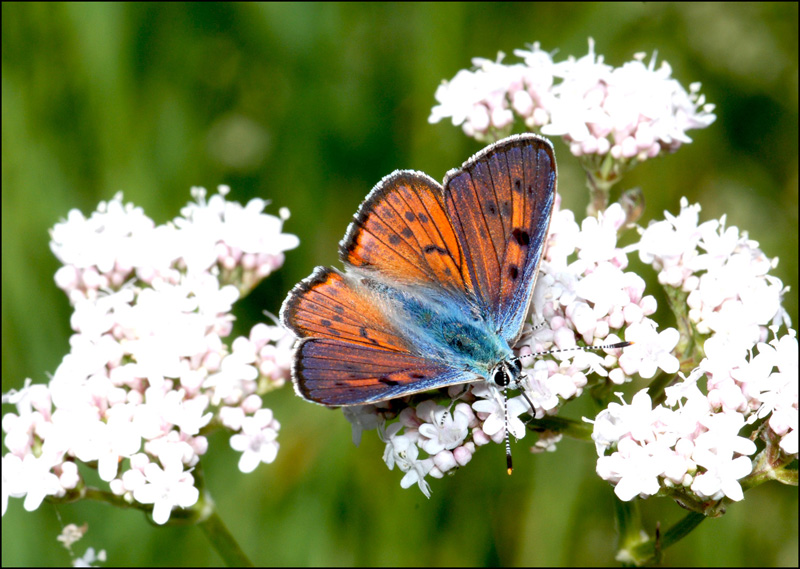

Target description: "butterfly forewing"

left=444, top=135, right=556, bottom=343
left=281, top=266, right=408, bottom=350
left=338, top=171, right=476, bottom=301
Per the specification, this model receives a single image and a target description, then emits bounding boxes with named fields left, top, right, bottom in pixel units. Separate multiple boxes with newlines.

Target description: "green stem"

left=585, top=171, right=615, bottom=217
left=627, top=511, right=706, bottom=565
left=614, top=499, right=648, bottom=565
left=744, top=436, right=799, bottom=489
left=647, top=285, right=706, bottom=407
left=660, top=512, right=706, bottom=549
left=198, top=508, right=254, bottom=567
left=582, top=152, right=627, bottom=216
left=663, top=285, right=703, bottom=374
left=525, top=415, right=593, bottom=441
left=646, top=370, right=671, bottom=407
left=79, top=486, right=143, bottom=509
left=182, top=462, right=254, bottom=566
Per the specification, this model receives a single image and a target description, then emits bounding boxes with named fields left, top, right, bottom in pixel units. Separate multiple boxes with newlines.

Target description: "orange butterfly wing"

left=339, top=170, right=476, bottom=301
left=444, top=135, right=556, bottom=342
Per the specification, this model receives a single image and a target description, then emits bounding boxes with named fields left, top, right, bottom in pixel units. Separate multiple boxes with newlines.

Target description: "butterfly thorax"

left=354, top=272, right=513, bottom=380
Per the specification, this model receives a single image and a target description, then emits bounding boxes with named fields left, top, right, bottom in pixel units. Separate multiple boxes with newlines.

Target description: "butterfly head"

left=490, top=357, right=524, bottom=389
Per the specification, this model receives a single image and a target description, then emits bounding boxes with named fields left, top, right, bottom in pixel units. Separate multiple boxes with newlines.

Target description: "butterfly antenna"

left=503, top=385, right=513, bottom=475
left=519, top=340, right=632, bottom=363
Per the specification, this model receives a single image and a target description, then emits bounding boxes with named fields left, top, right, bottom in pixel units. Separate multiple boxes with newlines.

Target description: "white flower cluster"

left=429, top=39, right=716, bottom=161
left=3, top=189, right=297, bottom=524
left=379, top=401, right=476, bottom=498
left=638, top=197, right=789, bottom=343
left=592, top=199, right=796, bottom=504
left=528, top=197, right=677, bottom=393
left=594, top=387, right=756, bottom=503
left=51, top=186, right=298, bottom=303
left=347, top=197, right=682, bottom=497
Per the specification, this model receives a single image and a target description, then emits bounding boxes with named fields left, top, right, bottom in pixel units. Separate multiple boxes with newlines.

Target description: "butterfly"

left=280, top=134, right=558, bottom=414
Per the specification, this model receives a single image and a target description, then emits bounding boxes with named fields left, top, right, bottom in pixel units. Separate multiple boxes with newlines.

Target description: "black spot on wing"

left=424, top=244, right=449, bottom=255
left=512, top=228, right=530, bottom=246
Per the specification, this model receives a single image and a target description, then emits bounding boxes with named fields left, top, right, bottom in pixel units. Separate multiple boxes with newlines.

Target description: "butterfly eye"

left=492, top=364, right=511, bottom=387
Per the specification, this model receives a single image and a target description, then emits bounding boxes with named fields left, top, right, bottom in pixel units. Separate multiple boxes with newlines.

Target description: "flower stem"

left=198, top=508, right=254, bottom=567
left=585, top=171, right=614, bottom=216
left=583, top=153, right=625, bottom=216
left=625, top=511, right=706, bottom=565
left=614, top=498, right=649, bottom=565
left=525, top=415, right=593, bottom=441
left=744, top=435, right=799, bottom=489
left=663, top=285, right=703, bottom=373
left=616, top=500, right=707, bottom=566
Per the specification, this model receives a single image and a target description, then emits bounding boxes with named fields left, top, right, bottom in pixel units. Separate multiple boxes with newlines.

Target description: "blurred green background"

left=2, top=3, right=797, bottom=566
